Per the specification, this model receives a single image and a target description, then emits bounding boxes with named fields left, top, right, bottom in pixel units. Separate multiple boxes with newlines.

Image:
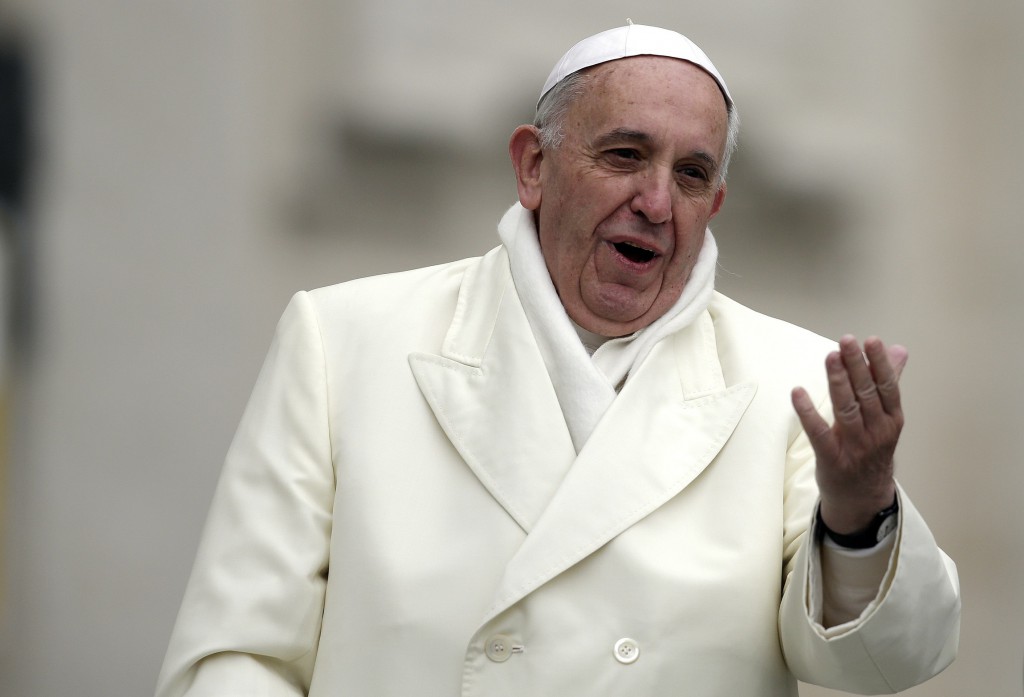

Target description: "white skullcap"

left=538, top=23, right=732, bottom=110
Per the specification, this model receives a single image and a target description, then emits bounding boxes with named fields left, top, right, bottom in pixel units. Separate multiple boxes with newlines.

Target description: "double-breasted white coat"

left=156, top=245, right=959, bottom=696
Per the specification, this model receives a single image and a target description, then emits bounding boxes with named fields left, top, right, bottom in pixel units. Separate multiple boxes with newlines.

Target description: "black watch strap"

left=817, top=496, right=900, bottom=549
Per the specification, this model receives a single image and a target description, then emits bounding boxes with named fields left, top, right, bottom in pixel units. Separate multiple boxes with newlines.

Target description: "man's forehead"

left=578, top=59, right=730, bottom=132
left=587, top=56, right=725, bottom=100
left=575, top=62, right=729, bottom=167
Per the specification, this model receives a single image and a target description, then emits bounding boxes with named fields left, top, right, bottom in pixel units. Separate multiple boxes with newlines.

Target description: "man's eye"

left=678, top=166, right=708, bottom=181
left=608, top=148, right=640, bottom=160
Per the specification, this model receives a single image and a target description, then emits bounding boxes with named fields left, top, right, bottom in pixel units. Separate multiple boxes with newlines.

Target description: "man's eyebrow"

left=593, top=128, right=652, bottom=147
left=690, top=150, right=720, bottom=172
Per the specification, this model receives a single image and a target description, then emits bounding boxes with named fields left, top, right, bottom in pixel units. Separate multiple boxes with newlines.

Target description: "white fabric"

left=156, top=247, right=960, bottom=697
left=500, top=201, right=887, bottom=627
left=819, top=529, right=897, bottom=628
left=539, top=23, right=732, bottom=109
left=497, top=202, right=718, bottom=451
left=570, top=321, right=610, bottom=355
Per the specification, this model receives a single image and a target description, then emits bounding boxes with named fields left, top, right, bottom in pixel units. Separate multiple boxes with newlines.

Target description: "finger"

left=838, top=336, right=885, bottom=420
left=864, top=337, right=905, bottom=415
left=887, top=343, right=908, bottom=380
left=825, top=349, right=864, bottom=429
left=791, top=387, right=837, bottom=460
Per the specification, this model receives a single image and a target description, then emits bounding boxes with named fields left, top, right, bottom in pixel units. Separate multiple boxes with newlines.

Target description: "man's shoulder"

left=309, top=254, right=481, bottom=305
left=708, top=291, right=836, bottom=379
left=296, top=246, right=507, bottom=338
left=710, top=292, right=833, bottom=345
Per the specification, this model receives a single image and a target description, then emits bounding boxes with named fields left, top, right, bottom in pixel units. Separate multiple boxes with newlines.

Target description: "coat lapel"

left=481, top=311, right=756, bottom=622
left=408, top=247, right=576, bottom=534
left=410, top=247, right=756, bottom=624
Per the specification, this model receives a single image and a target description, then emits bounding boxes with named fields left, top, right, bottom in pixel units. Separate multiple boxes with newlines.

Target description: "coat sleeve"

left=155, top=292, right=335, bottom=697
left=778, top=423, right=961, bottom=693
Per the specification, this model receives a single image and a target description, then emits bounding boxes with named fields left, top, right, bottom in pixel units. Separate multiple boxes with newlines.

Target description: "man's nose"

left=629, top=167, right=673, bottom=224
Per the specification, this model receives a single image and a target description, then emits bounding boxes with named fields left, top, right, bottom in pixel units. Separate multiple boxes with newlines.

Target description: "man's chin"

left=573, top=300, right=659, bottom=338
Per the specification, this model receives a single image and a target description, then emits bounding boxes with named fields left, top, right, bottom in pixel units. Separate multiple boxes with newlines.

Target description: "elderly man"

left=156, top=24, right=959, bottom=697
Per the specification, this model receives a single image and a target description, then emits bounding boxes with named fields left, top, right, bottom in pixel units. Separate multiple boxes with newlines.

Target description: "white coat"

left=156, top=245, right=959, bottom=696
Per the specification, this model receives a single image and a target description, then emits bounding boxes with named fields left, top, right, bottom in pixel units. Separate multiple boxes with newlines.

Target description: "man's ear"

left=509, top=125, right=544, bottom=211
left=709, top=181, right=727, bottom=219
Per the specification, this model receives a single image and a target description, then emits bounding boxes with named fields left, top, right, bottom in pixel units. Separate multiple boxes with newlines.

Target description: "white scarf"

left=497, top=203, right=718, bottom=452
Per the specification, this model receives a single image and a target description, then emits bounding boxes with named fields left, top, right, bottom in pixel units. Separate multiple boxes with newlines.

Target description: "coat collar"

left=409, top=246, right=576, bottom=534
left=409, top=246, right=756, bottom=623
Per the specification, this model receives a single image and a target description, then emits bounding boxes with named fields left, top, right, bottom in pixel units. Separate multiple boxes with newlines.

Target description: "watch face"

left=876, top=513, right=898, bottom=543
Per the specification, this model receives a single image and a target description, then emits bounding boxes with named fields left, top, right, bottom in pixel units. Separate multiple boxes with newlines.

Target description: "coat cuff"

left=780, top=482, right=960, bottom=693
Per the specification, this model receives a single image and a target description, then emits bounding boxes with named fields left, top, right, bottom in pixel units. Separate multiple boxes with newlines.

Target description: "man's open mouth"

left=613, top=241, right=658, bottom=264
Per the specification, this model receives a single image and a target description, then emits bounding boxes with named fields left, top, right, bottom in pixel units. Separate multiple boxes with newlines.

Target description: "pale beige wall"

left=0, top=2, right=1020, bottom=695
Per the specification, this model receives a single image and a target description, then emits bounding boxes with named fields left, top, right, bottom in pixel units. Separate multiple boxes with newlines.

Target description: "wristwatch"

left=817, top=496, right=900, bottom=549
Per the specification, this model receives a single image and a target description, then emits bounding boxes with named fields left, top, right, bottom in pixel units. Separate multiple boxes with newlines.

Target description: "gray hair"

left=534, top=68, right=740, bottom=184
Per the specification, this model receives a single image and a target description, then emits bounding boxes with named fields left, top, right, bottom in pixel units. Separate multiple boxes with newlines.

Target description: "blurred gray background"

left=0, top=1, right=1020, bottom=695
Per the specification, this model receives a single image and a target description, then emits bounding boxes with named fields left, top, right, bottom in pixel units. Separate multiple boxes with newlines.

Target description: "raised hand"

left=791, top=335, right=907, bottom=534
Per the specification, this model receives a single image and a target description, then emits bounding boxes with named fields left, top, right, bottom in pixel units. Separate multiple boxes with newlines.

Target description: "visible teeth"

left=614, top=242, right=656, bottom=263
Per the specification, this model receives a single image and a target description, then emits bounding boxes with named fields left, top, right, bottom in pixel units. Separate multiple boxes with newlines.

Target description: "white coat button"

left=614, top=638, right=640, bottom=664
left=485, top=634, right=514, bottom=663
